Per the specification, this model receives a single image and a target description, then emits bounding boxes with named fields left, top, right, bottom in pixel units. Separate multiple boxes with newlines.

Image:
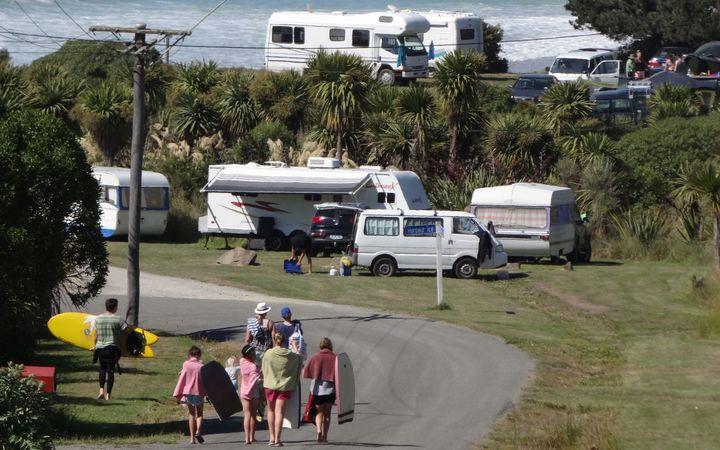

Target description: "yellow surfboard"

left=47, top=312, right=158, bottom=358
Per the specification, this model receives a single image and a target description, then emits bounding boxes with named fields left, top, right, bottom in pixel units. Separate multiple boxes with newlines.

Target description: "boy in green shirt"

left=94, top=298, right=126, bottom=400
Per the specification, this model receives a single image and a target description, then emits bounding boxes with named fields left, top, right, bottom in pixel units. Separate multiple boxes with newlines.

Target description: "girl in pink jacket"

left=173, top=346, right=207, bottom=444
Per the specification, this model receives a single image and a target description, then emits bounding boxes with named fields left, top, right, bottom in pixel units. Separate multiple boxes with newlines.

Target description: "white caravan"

left=92, top=166, right=170, bottom=238
left=351, top=209, right=507, bottom=278
left=470, top=183, right=591, bottom=262
left=265, top=10, right=430, bottom=85
left=411, top=10, right=484, bottom=70
left=198, top=158, right=431, bottom=250
left=549, top=48, right=623, bottom=86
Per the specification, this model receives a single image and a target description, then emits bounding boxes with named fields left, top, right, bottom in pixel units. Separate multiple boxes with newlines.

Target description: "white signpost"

left=435, top=225, right=444, bottom=307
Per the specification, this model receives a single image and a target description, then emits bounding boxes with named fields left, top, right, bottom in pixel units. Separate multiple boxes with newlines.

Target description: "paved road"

left=64, top=267, right=532, bottom=449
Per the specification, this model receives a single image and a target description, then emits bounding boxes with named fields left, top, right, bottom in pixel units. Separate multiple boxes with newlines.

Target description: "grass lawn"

left=99, top=240, right=720, bottom=448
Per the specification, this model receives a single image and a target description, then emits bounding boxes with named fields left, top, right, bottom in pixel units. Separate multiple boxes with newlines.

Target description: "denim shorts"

left=184, top=394, right=204, bottom=406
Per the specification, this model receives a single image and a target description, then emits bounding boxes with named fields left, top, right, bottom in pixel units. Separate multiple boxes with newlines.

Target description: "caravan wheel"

left=265, top=231, right=286, bottom=251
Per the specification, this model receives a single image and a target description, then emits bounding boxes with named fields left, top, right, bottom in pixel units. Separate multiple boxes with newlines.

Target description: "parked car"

left=511, top=74, right=557, bottom=102
left=590, top=87, right=649, bottom=122
left=351, top=209, right=507, bottom=278
left=310, top=203, right=366, bottom=254
left=470, top=183, right=591, bottom=263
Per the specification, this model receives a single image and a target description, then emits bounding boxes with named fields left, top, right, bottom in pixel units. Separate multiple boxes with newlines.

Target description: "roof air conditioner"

left=307, top=157, right=341, bottom=169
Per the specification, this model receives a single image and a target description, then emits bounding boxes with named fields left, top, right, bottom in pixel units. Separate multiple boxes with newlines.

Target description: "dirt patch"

left=535, top=282, right=610, bottom=315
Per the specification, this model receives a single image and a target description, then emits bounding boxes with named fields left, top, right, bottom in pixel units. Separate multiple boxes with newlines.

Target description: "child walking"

left=239, top=344, right=262, bottom=445
left=173, top=346, right=207, bottom=444
left=225, top=356, right=240, bottom=392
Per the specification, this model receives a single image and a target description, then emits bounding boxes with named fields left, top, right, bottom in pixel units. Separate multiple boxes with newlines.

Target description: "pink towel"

left=173, top=357, right=206, bottom=399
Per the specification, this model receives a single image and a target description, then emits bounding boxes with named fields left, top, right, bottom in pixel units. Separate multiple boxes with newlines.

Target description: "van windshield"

left=474, top=206, right=548, bottom=230
left=383, top=35, right=427, bottom=56
left=551, top=58, right=589, bottom=74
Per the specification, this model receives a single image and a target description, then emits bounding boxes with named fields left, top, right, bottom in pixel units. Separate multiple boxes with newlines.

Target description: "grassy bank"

left=106, top=241, right=720, bottom=448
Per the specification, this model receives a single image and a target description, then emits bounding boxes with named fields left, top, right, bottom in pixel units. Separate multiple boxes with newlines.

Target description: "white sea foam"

left=0, top=0, right=621, bottom=72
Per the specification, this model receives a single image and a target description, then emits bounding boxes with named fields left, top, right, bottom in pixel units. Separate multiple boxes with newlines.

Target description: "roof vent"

left=307, top=157, right=341, bottom=169
left=263, top=160, right=287, bottom=168
left=379, top=15, right=393, bottom=23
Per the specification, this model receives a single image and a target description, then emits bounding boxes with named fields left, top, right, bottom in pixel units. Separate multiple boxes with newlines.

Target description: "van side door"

left=401, top=217, right=442, bottom=269
left=446, top=216, right=493, bottom=267
left=590, top=60, right=623, bottom=88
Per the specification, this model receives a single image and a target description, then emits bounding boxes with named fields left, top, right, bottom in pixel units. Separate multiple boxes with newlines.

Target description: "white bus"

left=265, top=10, right=430, bottom=85
left=411, top=10, right=484, bottom=70
left=92, top=166, right=170, bottom=238
left=198, top=157, right=431, bottom=250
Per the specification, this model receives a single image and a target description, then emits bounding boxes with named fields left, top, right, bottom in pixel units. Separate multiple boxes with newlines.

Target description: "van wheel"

left=377, top=68, right=396, bottom=86
left=454, top=257, right=478, bottom=279
left=264, top=231, right=286, bottom=252
left=372, top=256, right=396, bottom=277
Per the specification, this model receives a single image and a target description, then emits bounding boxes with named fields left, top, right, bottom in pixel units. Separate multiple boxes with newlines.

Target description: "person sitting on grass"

left=173, top=346, right=207, bottom=444
left=290, top=232, right=313, bottom=274
left=93, top=297, right=126, bottom=401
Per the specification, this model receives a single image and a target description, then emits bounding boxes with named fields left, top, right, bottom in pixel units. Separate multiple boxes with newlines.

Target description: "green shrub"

left=250, top=120, right=294, bottom=155
left=0, top=363, right=52, bottom=450
left=30, top=41, right=134, bottom=84
left=427, top=169, right=499, bottom=210
left=618, top=113, right=720, bottom=206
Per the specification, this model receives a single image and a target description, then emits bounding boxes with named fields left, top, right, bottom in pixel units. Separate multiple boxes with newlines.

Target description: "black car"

left=309, top=203, right=366, bottom=255
left=511, top=74, right=557, bottom=102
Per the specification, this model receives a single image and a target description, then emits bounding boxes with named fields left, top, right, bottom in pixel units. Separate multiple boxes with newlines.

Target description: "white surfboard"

left=335, top=352, right=355, bottom=425
left=282, top=381, right=301, bottom=429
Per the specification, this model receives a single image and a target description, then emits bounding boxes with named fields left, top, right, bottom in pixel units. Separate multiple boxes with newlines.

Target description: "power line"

left=0, top=25, right=56, bottom=50
left=53, top=0, right=96, bottom=40
left=14, top=0, right=62, bottom=48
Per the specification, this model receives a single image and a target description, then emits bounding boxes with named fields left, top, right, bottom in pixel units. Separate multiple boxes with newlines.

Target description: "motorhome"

left=411, top=10, right=484, bottom=70
left=549, top=48, right=623, bottom=86
left=265, top=10, right=430, bottom=85
left=470, top=183, right=591, bottom=262
left=198, top=158, right=431, bottom=250
left=92, top=166, right=170, bottom=238
left=351, top=209, right=507, bottom=278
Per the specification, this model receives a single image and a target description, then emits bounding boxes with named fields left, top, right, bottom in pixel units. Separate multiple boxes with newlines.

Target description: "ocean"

left=0, top=0, right=619, bottom=72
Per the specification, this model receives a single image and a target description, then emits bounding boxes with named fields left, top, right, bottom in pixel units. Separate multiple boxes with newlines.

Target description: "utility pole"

left=164, top=35, right=170, bottom=64
left=89, top=24, right=190, bottom=326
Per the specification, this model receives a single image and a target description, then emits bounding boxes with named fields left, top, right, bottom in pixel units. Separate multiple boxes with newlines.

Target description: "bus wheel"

left=377, top=68, right=396, bottom=86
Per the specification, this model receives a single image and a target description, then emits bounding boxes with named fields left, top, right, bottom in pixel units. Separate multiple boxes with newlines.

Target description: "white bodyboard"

left=282, top=381, right=301, bottom=429
left=335, top=352, right=355, bottom=424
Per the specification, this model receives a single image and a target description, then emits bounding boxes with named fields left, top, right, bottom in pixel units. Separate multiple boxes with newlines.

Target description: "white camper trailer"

left=199, top=158, right=431, bottom=250
left=411, top=10, right=484, bottom=70
left=265, top=10, right=430, bottom=85
left=470, top=183, right=591, bottom=262
left=92, top=166, right=170, bottom=238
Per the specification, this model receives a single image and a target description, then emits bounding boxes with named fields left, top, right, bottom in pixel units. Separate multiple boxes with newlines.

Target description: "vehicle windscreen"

left=474, top=206, right=548, bottom=230
left=515, top=78, right=553, bottom=90
left=399, top=35, right=427, bottom=56
left=551, top=58, right=589, bottom=74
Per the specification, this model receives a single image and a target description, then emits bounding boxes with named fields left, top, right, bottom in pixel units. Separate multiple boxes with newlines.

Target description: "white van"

left=549, top=48, right=625, bottom=87
left=470, top=183, right=591, bottom=262
left=265, top=10, right=430, bottom=85
left=92, top=166, right=170, bottom=238
left=199, top=158, right=431, bottom=250
left=351, top=209, right=507, bottom=278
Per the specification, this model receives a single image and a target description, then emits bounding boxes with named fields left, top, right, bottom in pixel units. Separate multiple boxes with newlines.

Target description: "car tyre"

left=454, top=257, right=478, bottom=279
left=372, top=256, right=396, bottom=277
left=377, top=68, right=396, bottom=86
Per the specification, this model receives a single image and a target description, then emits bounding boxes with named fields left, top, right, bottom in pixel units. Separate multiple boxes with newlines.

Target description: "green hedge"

left=617, top=113, right=720, bottom=206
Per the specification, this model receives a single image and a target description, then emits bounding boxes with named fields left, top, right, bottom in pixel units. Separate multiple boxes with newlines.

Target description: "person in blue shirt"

left=274, top=307, right=303, bottom=351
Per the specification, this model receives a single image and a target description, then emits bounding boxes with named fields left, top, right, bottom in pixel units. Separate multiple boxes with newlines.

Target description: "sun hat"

left=281, top=307, right=292, bottom=318
left=254, top=302, right=271, bottom=315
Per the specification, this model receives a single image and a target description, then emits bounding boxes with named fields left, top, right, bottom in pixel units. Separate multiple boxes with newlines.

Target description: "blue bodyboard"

left=284, top=259, right=303, bottom=274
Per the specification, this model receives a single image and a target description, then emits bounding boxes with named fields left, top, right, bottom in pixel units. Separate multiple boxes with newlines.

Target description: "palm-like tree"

left=216, top=71, right=260, bottom=139
left=679, top=161, right=720, bottom=273
left=72, top=81, right=132, bottom=164
left=174, top=60, right=221, bottom=95
left=483, top=112, right=556, bottom=181
left=367, top=120, right=414, bottom=169
left=395, top=84, right=436, bottom=172
left=24, top=77, right=85, bottom=119
left=306, top=51, right=372, bottom=162
left=540, top=80, right=592, bottom=130
left=433, top=50, right=486, bottom=163
left=173, top=90, right=220, bottom=146
left=648, top=84, right=702, bottom=123
left=266, top=70, right=310, bottom=140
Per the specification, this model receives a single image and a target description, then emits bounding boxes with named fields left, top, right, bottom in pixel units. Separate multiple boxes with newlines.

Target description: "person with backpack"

left=274, top=307, right=306, bottom=361
left=245, top=302, right=275, bottom=365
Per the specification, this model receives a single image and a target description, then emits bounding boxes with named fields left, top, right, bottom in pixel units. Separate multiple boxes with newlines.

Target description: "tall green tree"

left=217, top=71, right=260, bottom=139
left=0, top=109, right=107, bottom=363
left=433, top=50, right=486, bottom=164
left=395, top=84, right=436, bottom=173
left=566, top=0, right=720, bottom=49
left=540, top=81, right=593, bottom=131
left=306, top=51, right=372, bottom=162
left=678, top=161, right=720, bottom=274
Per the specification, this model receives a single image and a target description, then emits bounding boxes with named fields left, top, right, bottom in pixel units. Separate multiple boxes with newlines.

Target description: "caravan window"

left=271, top=26, right=293, bottom=44
left=377, top=192, right=396, bottom=203
left=304, top=194, right=321, bottom=201
left=381, top=37, right=399, bottom=54
left=329, top=28, right=345, bottom=41
left=474, top=206, right=548, bottom=229
left=459, top=28, right=475, bottom=40
left=101, top=186, right=118, bottom=206
left=293, top=27, right=305, bottom=44
left=352, top=29, right=370, bottom=47
left=364, top=217, right=399, bottom=236
left=119, top=187, right=168, bottom=210
left=550, top=205, right=576, bottom=225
